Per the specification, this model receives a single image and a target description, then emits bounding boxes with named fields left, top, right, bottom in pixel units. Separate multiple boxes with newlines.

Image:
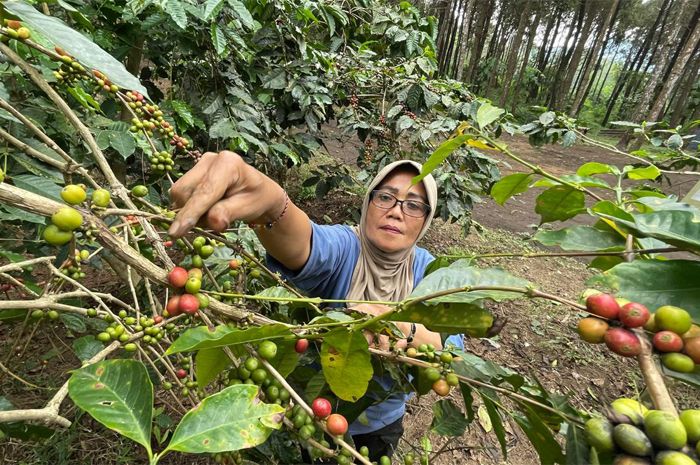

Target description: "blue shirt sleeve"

left=265, top=222, right=359, bottom=300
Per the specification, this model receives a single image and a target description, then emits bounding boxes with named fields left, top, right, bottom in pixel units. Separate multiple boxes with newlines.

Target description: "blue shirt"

left=267, top=222, right=464, bottom=434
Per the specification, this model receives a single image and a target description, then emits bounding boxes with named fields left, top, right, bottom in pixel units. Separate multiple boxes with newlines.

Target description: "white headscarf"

left=346, top=160, right=437, bottom=302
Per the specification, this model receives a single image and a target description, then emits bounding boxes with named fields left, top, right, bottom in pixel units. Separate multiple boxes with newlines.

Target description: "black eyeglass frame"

left=369, top=190, right=431, bottom=218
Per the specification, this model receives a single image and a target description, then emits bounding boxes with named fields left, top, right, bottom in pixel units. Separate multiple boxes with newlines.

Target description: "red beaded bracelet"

left=247, top=191, right=289, bottom=230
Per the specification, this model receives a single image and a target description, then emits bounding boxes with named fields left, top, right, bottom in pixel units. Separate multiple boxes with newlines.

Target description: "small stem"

left=442, top=247, right=680, bottom=260
left=480, top=132, right=604, bottom=201
left=210, top=291, right=397, bottom=307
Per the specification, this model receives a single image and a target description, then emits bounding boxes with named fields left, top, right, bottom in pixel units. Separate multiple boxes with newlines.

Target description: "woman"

left=169, top=152, right=463, bottom=460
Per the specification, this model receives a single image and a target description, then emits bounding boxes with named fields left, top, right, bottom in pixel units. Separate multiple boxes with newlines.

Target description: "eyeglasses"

left=370, top=190, right=431, bottom=218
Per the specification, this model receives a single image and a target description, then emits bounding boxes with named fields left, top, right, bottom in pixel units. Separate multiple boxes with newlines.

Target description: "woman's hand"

left=168, top=151, right=312, bottom=270
left=168, top=151, right=282, bottom=238
left=351, top=304, right=442, bottom=350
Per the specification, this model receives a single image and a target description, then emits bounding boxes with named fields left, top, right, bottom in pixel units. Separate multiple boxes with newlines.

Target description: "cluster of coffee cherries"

left=94, top=310, right=171, bottom=352
left=584, top=397, right=700, bottom=464
left=166, top=266, right=209, bottom=317
left=579, top=292, right=700, bottom=373
left=406, top=344, right=459, bottom=397
left=58, top=249, right=91, bottom=281
left=1, top=19, right=31, bottom=41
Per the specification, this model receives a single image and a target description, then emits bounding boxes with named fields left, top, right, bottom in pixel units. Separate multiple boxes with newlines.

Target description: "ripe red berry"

left=619, top=302, right=650, bottom=328
left=176, top=368, right=187, bottom=379
left=153, top=315, right=163, bottom=324
left=163, top=240, right=173, bottom=247
left=604, top=327, right=641, bottom=357
left=178, top=294, right=200, bottom=315
left=311, top=397, right=332, bottom=419
left=166, top=295, right=181, bottom=316
left=326, top=413, right=348, bottom=436
left=168, top=267, right=188, bottom=288
left=586, top=293, right=621, bottom=320
left=295, top=338, right=309, bottom=353
left=653, top=331, right=684, bottom=353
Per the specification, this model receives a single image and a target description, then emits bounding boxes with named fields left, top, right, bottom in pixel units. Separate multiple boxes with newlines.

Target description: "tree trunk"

left=659, top=0, right=700, bottom=85
left=648, top=17, right=700, bottom=120
left=593, top=45, right=621, bottom=103
left=511, top=8, right=541, bottom=111
left=454, top=0, right=476, bottom=80
left=619, top=0, right=690, bottom=147
left=570, top=0, right=621, bottom=116
left=602, top=0, right=670, bottom=125
left=556, top=0, right=597, bottom=110
left=669, top=46, right=700, bottom=126
left=465, top=0, right=494, bottom=84
left=500, top=0, right=533, bottom=106
left=548, top=1, right=585, bottom=108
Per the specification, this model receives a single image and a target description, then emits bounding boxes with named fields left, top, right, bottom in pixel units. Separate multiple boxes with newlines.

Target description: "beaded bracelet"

left=247, top=191, right=290, bottom=230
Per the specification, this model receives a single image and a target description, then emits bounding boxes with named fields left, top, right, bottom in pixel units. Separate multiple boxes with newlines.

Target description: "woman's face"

left=365, top=169, right=428, bottom=253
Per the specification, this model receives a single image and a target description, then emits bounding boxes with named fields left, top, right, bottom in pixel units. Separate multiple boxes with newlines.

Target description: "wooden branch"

left=0, top=126, right=67, bottom=171
left=0, top=182, right=276, bottom=326
left=0, top=42, right=173, bottom=269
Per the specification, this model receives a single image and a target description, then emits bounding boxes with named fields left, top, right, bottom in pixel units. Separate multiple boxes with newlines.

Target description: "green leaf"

left=210, top=23, right=227, bottom=56
left=413, top=134, right=471, bottom=184
left=68, top=360, right=153, bottom=456
left=491, top=173, right=533, bottom=205
left=407, top=260, right=530, bottom=304
left=595, top=209, right=700, bottom=253
left=626, top=165, right=660, bottom=180
left=164, top=0, right=188, bottom=28
left=320, top=329, right=372, bottom=402
left=254, top=286, right=304, bottom=305
left=590, top=260, right=700, bottom=322
left=566, top=423, right=590, bottom=465
left=533, top=175, right=611, bottom=189
left=577, top=162, right=617, bottom=176
left=166, top=324, right=291, bottom=354
left=67, top=86, right=101, bottom=111
left=165, top=385, right=284, bottom=453
left=72, top=336, right=104, bottom=361
left=476, top=102, right=505, bottom=128
left=203, top=0, right=225, bottom=19
left=534, top=226, right=625, bottom=251
left=391, top=302, right=493, bottom=336
left=12, top=174, right=62, bottom=201
left=513, top=407, right=565, bottom=465
left=60, top=313, right=87, bottom=333
left=396, top=115, right=414, bottom=131
left=481, top=393, right=507, bottom=457
left=535, top=187, right=585, bottom=224
left=539, top=111, right=556, bottom=125
left=0, top=397, right=55, bottom=441
left=109, top=132, right=136, bottom=159
left=430, top=399, right=468, bottom=436
left=562, top=131, right=576, bottom=147
left=4, top=1, right=148, bottom=96
left=195, top=348, right=231, bottom=388
left=171, top=100, right=195, bottom=128
left=268, top=339, right=299, bottom=378
left=227, top=0, right=254, bottom=29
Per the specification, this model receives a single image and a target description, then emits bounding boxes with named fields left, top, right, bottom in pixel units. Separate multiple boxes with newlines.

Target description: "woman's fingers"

left=169, top=152, right=218, bottom=208
left=204, top=192, right=262, bottom=232
left=169, top=156, right=242, bottom=237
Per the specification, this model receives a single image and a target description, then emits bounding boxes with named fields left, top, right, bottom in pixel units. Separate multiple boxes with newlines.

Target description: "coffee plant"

left=0, top=1, right=699, bottom=465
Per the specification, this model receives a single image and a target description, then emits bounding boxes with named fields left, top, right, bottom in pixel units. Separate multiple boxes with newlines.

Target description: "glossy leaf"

left=589, top=260, right=700, bottom=322
left=476, top=102, right=505, bottom=128
left=595, top=209, right=700, bottom=254
left=165, top=385, right=284, bottom=453
left=533, top=175, right=611, bottom=189
left=72, top=335, right=104, bottom=361
left=413, top=134, right=471, bottom=184
left=166, top=324, right=291, bottom=354
left=481, top=393, right=508, bottom=457
left=577, top=162, right=616, bottom=176
left=535, top=186, right=585, bottom=224
left=534, top=226, right=624, bottom=251
left=390, top=302, right=493, bottom=336
left=662, top=365, right=700, bottom=389
left=320, top=329, right=372, bottom=402
left=430, top=399, right=468, bottom=436
left=195, top=348, right=230, bottom=388
left=68, top=360, right=153, bottom=456
left=565, top=423, right=589, bottom=464
left=491, top=173, right=533, bottom=205
left=626, top=165, right=660, bottom=180
left=407, top=260, right=530, bottom=304
left=513, top=407, right=565, bottom=465
left=4, top=1, right=148, bottom=96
